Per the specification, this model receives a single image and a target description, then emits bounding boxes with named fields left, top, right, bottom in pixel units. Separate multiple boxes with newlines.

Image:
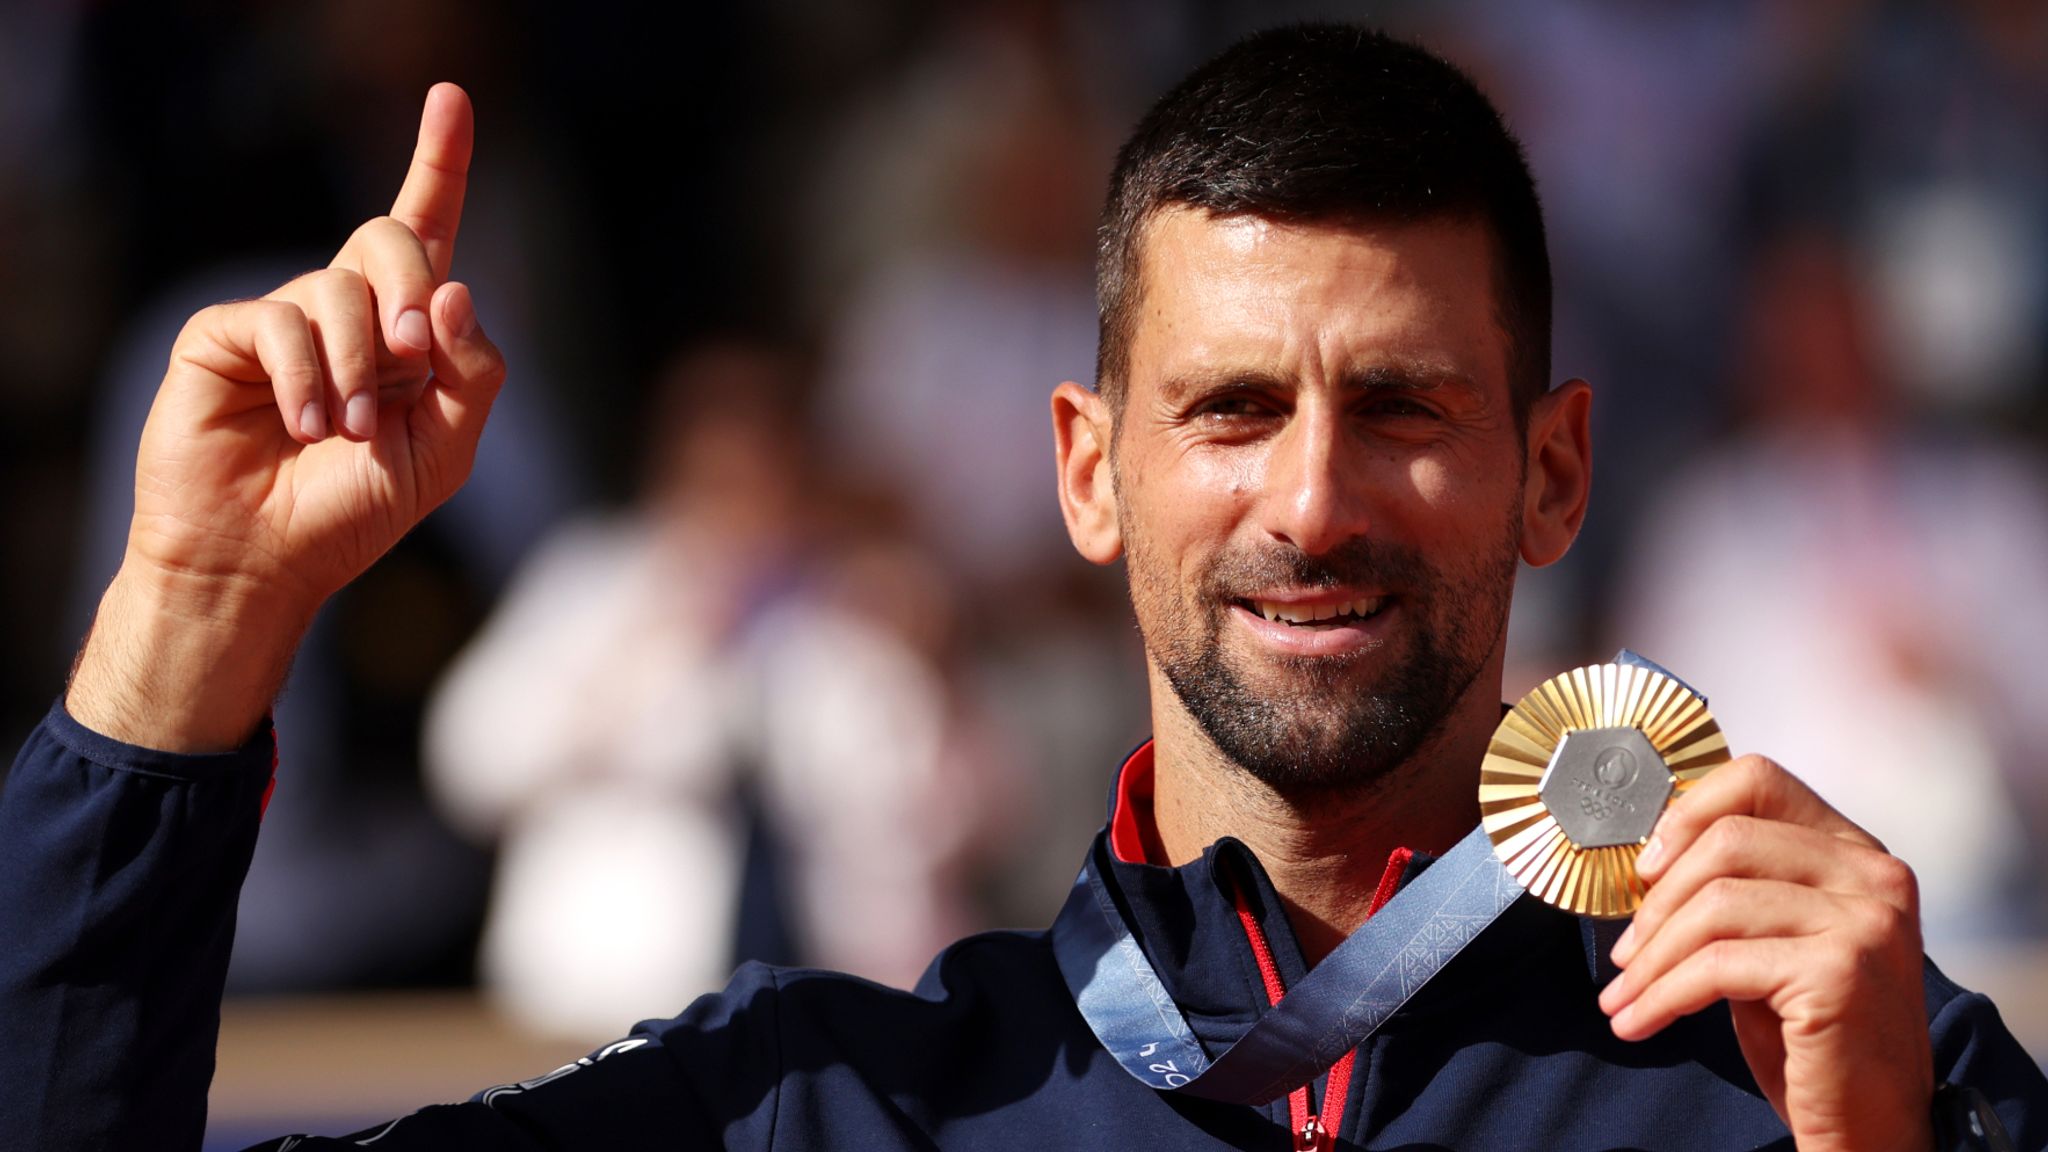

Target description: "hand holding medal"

left=1479, top=656, right=1941, bottom=1152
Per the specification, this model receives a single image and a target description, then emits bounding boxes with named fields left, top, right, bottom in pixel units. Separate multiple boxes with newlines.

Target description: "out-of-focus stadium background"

left=2, top=0, right=2046, bottom=1144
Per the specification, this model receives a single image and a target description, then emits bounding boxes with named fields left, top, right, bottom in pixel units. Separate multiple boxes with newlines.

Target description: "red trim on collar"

left=1367, top=847, right=1414, bottom=918
left=259, top=719, right=278, bottom=821
left=1109, top=740, right=1417, bottom=910
left=1108, top=741, right=1158, bottom=865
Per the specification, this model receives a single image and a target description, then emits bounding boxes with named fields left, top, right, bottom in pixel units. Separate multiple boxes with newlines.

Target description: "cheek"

left=1396, top=454, right=1518, bottom=543
left=1123, top=452, right=1256, bottom=592
left=1138, top=445, right=1261, bottom=529
left=1156, top=432, right=1267, bottom=497
left=1214, top=446, right=1265, bottom=498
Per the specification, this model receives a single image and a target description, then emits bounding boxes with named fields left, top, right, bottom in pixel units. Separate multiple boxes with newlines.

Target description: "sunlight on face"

left=1113, top=209, right=1526, bottom=793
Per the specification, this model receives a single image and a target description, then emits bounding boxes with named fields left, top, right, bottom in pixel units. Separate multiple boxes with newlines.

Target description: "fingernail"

left=449, top=289, right=477, bottom=339
left=1611, top=922, right=1637, bottom=962
left=345, top=392, right=376, bottom=438
left=1599, top=973, right=1626, bottom=1013
left=1636, top=835, right=1664, bottom=873
left=395, top=308, right=432, bottom=352
left=299, top=401, right=328, bottom=441
left=1612, top=1002, right=1637, bottom=1035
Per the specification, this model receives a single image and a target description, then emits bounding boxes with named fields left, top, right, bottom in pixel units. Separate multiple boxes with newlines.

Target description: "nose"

left=1256, top=404, right=1372, bottom=556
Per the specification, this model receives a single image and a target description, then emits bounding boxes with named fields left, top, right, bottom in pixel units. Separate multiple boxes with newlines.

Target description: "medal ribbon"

left=1052, top=651, right=1693, bottom=1106
left=1051, top=822, right=1520, bottom=1105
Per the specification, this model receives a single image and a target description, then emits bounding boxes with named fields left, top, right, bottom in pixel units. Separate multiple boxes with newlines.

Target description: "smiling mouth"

left=1238, top=596, right=1389, bottom=628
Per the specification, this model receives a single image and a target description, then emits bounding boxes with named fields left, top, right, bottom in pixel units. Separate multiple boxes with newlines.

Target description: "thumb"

left=410, top=280, right=506, bottom=506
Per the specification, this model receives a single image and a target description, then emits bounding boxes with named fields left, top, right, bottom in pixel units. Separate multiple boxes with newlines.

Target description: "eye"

left=1191, top=393, right=1281, bottom=421
left=1361, top=395, right=1439, bottom=420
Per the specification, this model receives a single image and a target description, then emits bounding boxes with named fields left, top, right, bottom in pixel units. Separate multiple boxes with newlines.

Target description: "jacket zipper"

left=1228, top=882, right=1357, bottom=1151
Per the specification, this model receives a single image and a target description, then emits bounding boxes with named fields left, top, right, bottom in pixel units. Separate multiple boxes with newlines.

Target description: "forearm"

left=67, top=562, right=315, bottom=754
left=0, top=702, right=274, bottom=1151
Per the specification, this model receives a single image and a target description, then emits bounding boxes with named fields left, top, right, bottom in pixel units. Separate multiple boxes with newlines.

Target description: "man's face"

left=1110, top=209, right=1526, bottom=794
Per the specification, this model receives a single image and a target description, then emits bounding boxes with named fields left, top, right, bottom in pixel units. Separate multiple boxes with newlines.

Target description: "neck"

left=1145, top=669, right=1495, bottom=966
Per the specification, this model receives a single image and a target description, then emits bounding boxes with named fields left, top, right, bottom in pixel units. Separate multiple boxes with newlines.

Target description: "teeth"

left=1250, top=597, right=1385, bottom=624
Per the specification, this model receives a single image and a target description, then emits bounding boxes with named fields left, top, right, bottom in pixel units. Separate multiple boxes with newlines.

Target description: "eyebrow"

left=1344, top=363, right=1482, bottom=396
left=1159, top=360, right=1481, bottom=403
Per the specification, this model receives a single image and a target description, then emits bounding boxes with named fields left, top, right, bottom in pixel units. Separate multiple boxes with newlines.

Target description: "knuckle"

left=1697, top=814, right=1750, bottom=861
left=327, top=340, right=377, bottom=384
left=1811, top=938, right=1859, bottom=986
left=259, top=298, right=308, bottom=327
left=1868, top=853, right=1918, bottom=906
left=1732, top=754, right=1786, bottom=798
left=317, top=265, right=368, bottom=296
left=1731, top=752, right=1776, bottom=778
left=353, top=214, right=400, bottom=242
left=273, top=360, right=323, bottom=395
left=175, top=303, right=228, bottom=347
left=1698, top=938, right=1736, bottom=982
left=1858, top=893, right=1916, bottom=949
left=1697, top=875, right=1742, bottom=917
left=358, top=215, right=428, bottom=266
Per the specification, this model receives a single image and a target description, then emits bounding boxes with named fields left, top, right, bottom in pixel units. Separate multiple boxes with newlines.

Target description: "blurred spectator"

left=811, top=1, right=1107, bottom=595
left=0, top=0, right=108, bottom=744
left=1614, top=233, right=2048, bottom=948
left=1445, top=0, right=1773, bottom=662
left=425, top=341, right=1013, bottom=1038
left=1740, top=0, right=2048, bottom=419
left=805, top=1, right=1151, bottom=923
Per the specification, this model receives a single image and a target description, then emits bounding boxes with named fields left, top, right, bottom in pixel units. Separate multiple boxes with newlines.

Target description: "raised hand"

left=68, top=83, right=506, bottom=753
left=1600, top=755, right=1934, bottom=1152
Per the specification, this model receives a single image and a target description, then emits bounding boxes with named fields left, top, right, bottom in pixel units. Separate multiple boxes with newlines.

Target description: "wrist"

left=65, top=562, right=318, bottom=753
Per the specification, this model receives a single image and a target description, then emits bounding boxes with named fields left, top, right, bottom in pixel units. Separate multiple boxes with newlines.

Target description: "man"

left=1, top=24, right=2041, bottom=1152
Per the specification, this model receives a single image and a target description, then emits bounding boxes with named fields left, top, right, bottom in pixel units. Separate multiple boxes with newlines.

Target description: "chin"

left=1173, top=673, right=1449, bottom=796
left=1160, top=617, right=1497, bottom=798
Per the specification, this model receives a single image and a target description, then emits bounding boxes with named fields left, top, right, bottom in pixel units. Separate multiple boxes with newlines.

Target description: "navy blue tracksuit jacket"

left=2, top=702, right=2044, bottom=1150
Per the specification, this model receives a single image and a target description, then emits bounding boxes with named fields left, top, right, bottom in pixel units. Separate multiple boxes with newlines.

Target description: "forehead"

left=1125, top=207, right=1510, bottom=398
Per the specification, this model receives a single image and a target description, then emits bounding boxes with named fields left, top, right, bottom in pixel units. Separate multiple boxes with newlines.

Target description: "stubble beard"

left=1122, top=502, right=1519, bottom=800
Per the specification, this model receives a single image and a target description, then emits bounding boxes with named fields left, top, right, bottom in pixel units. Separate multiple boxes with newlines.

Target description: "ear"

left=1520, top=377, right=1593, bottom=568
left=1052, top=380, right=1124, bottom=564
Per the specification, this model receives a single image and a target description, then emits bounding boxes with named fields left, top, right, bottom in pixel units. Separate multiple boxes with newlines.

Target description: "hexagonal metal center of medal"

left=1537, top=726, right=1673, bottom=849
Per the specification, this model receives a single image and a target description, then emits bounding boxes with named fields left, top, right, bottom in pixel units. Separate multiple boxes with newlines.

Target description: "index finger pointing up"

left=390, top=82, right=474, bottom=282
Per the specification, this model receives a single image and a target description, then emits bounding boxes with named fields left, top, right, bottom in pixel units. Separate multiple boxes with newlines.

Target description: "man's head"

left=1053, top=25, right=1592, bottom=799
left=1096, top=24, right=1551, bottom=428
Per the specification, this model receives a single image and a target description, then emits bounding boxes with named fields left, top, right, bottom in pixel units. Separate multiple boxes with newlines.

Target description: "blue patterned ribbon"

left=1051, top=822, right=1521, bottom=1105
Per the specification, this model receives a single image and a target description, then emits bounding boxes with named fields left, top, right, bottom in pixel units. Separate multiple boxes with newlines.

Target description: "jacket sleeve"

left=0, top=699, right=274, bottom=1151
left=0, top=699, right=782, bottom=1152
left=229, top=965, right=785, bottom=1150
left=1925, top=960, right=2048, bottom=1149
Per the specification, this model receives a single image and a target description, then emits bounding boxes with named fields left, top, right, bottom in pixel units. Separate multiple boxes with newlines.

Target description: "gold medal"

left=1479, top=662, right=1730, bottom=918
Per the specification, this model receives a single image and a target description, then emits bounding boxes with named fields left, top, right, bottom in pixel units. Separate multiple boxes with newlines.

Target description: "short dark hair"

left=1095, top=24, right=1550, bottom=422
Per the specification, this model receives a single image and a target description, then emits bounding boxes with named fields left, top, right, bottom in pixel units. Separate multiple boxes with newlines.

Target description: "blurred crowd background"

left=5, top=0, right=2048, bottom=1072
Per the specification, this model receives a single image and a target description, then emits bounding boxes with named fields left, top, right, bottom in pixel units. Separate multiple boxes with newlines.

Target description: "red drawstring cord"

left=1229, top=882, right=1356, bottom=1151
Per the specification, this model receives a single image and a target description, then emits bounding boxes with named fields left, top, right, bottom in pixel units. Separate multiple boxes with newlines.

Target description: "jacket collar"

left=1096, top=741, right=1422, bottom=1048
